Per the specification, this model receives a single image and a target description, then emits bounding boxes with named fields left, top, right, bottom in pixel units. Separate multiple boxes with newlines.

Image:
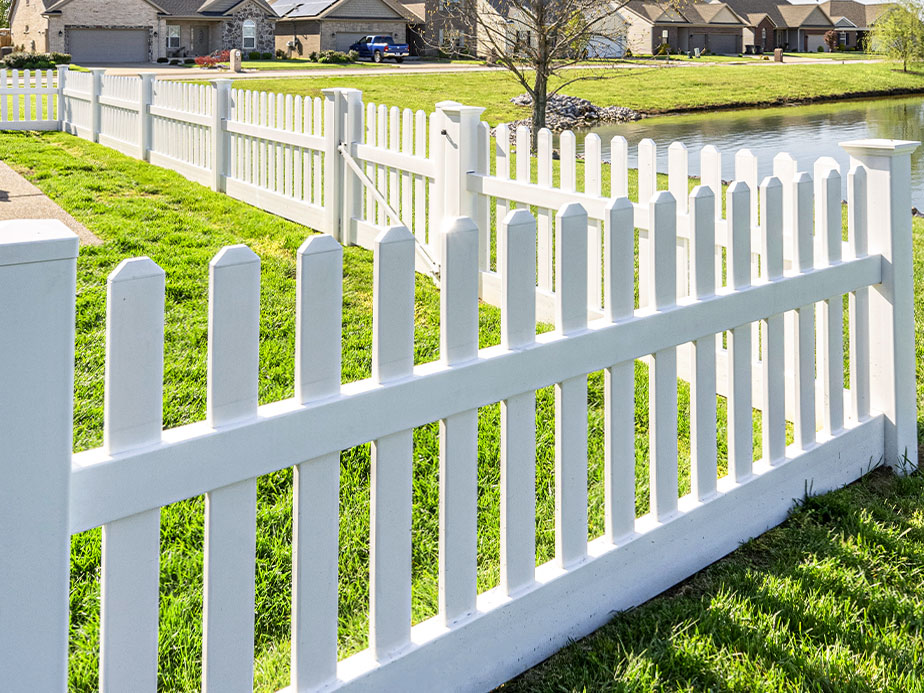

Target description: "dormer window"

left=243, top=20, right=256, bottom=50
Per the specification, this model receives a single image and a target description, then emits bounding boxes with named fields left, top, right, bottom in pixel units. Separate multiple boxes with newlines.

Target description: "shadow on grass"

left=500, top=467, right=924, bottom=692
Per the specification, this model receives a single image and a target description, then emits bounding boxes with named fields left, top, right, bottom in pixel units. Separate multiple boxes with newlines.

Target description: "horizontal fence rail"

left=0, top=68, right=919, bottom=692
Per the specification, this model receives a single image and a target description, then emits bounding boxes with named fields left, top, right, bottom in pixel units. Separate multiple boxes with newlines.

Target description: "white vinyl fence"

left=0, top=66, right=919, bottom=693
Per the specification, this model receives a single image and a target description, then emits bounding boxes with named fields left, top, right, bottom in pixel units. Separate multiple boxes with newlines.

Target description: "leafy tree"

left=870, top=0, right=924, bottom=72
left=0, top=0, right=10, bottom=29
left=425, top=0, right=640, bottom=136
left=824, top=29, right=839, bottom=52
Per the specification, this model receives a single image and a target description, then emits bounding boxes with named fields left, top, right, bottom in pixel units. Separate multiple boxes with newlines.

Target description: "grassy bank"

left=225, top=62, right=924, bottom=125
left=1, top=130, right=923, bottom=691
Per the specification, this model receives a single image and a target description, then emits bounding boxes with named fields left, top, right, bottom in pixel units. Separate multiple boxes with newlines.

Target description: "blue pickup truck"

left=349, top=35, right=410, bottom=63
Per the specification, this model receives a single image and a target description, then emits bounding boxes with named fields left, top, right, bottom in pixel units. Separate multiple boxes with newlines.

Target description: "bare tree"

left=425, top=0, right=635, bottom=135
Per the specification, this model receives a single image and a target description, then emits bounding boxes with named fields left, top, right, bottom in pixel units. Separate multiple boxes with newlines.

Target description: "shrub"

left=347, top=49, right=359, bottom=61
left=2, top=51, right=71, bottom=69
left=184, top=57, right=195, bottom=64
left=275, top=48, right=286, bottom=59
left=317, top=49, right=353, bottom=63
left=817, top=45, right=825, bottom=52
left=195, top=55, right=218, bottom=67
left=248, top=50, right=261, bottom=60
left=156, top=57, right=168, bottom=63
left=261, top=51, right=273, bottom=59
left=169, top=58, right=183, bottom=65
left=308, top=51, right=319, bottom=62
left=216, top=49, right=230, bottom=62
left=623, top=48, right=633, bottom=58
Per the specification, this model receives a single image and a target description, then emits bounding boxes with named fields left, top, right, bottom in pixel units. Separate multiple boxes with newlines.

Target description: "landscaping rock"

left=506, top=93, right=642, bottom=133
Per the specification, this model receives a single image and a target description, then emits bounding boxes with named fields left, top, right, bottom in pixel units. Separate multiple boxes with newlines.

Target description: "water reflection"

left=571, top=96, right=924, bottom=206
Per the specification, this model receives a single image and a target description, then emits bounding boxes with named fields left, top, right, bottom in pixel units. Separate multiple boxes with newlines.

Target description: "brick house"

left=9, top=0, right=277, bottom=63
left=622, top=0, right=748, bottom=54
left=272, top=0, right=423, bottom=55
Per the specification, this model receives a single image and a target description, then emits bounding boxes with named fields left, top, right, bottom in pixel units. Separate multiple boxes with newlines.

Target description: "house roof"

left=776, top=3, right=834, bottom=27
left=818, top=0, right=891, bottom=28
left=44, top=0, right=275, bottom=17
left=713, top=0, right=790, bottom=28
left=272, top=0, right=419, bottom=21
left=624, top=0, right=745, bottom=25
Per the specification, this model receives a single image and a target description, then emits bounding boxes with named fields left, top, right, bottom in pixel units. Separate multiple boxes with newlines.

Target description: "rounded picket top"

left=298, top=233, right=341, bottom=257
left=689, top=184, right=715, bottom=201
left=727, top=179, right=750, bottom=196
left=760, top=175, right=783, bottom=192
left=538, top=127, right=552, bottom=140
left=557, top=201, right=588, bottom=222
left=375, top=224, right=414, bottom=246
left=650, top=189, right=676, bottom=207
left=606, top=195, right=634, bottom=214
left=210, top=243, right=259, bottom=268
left=503, top=207, right=536, bottom=230
left=108, top=256, right=164, bottom=283
left=585, top=132, right=601, bottom=147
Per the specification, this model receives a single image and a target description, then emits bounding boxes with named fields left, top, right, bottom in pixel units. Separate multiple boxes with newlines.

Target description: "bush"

left=275, top=48, right=286, bottom=59
left=817, top=45, right=824, bottom=52
left=248, top=50, right=261, bottom=60
left=347, top=49, right=359, bottom=62
left=318, top=51, right=354, bottom=64
left=156, top=57, right=168, bottom=63
left=195, top=55, right=219, bottom=68
left=2, top=51, right=71, bottom=69
left=261, top=51, right=273, bottom=59
left=623, top=48, right=632, bottom=58
left=169, top=58, right=183, bottom=65
left=184, top=57, right=195, bottom=64
left=308, top=51, right=319, bottom=62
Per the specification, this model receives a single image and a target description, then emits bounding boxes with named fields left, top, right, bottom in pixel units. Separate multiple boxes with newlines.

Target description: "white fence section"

left=0, top=67, right=60, bottom=130
left=0, top=135, right=919, bottom=690
left=0, top=66, right=919, bottom=692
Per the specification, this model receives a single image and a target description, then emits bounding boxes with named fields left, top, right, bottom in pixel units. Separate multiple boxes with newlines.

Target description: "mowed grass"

left=1, top=130, right=924, bottom=691
left=224, top=62, right=924, bottom=125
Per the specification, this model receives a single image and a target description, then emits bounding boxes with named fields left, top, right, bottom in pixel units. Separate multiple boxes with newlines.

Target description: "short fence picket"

left=0, top=67, right=920, bottom=693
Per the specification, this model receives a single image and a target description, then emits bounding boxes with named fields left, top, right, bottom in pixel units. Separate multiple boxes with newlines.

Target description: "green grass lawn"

left=1, top=129, right=924, bottom=691
left=220, top=62, right=924, bottom=125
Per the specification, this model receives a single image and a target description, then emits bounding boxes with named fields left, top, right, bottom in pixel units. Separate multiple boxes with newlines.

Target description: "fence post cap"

left=437, top=103, right=486, bottom=118
left=0, top=220, right=78, bottom=266
left=840, top=139, right=920, bottom=157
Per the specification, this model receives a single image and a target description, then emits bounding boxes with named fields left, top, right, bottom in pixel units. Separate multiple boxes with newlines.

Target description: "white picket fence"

left=0, top=65, right=920, bottom=692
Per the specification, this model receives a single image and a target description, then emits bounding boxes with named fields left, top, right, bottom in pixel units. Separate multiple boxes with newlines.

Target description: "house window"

left=243, top=19, right=256, bottom=50
left=761, top=27, right=766, bottom=42
left=839, top=31, right=847, bottom=45
left=167, top=25, right=180, bottom=49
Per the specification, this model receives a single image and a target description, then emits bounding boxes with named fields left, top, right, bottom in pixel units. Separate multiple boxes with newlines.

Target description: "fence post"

left=436, top=102, right=485, bottom=251
left=840, top=139, right=919, bottom=472
left=0, top=220, right=78, bottom=691
left=56, top=64, right=68, bottom=130
left=210, top=79, right=231, bottom=193
left=138, top=72, right=155, bottom=162
left=341, top=88, right=363, bottom=247
left=89, top=67, right=104, bottom=143
left=322, top=88, right=345, bottom=242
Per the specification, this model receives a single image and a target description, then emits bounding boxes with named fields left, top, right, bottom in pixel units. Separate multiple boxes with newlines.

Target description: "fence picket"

left=370, top=225, right=415, bottom=659
left=603, top=198, right=636, bottom=541
left=792, top=172, right=816, bottom=450
left=203, top=245, right=260, bottom=693
left=495, top=123, right=511, bottom=230
left=649, top=191, right=678, bottom=520
left=726, top=182, right=753, bottom=483
left=414, top=110, right=427, bottom=245
left=439, top=217, right=480, bottom=624
left=291, top=235, right=342, bottom=690
left=401, top=109, right=413, bottom=228
left=610, top=135, right=628, bottom=199
left=819, top=167, right=845, bottom=434
left=638, top=139, right=656, bottom=308
left=537, top=128, right=554, bottom=290
left=100, top=258, right=165, bottom=693
left=689, top=186, right=717, bottom=499
left=668, top=142, right=689, bottom=299
left=760, top=176, right=786, bottom=464
left=499, top=209, right=537, bottom=594
left=848, top=164, right=870, bottom=422
left=585, top=134, right=603, bottom=310
left=554, top=203, right=588, bottom=568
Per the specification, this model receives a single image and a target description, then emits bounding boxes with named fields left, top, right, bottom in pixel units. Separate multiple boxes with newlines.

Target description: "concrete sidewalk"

left=0, top=161, right=101, bottom=245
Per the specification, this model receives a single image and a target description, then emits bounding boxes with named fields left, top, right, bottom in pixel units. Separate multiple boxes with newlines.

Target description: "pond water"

left=572, top=95, right=924, bottom=206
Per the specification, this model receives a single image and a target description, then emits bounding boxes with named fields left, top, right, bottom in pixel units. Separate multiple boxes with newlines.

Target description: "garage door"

left=335, top=33, right=367, bottom=52
left=69, top=28, right=148, bottom=64
left=689, top=34, right=706, bottom=51
left=805, top=34, right=826, bottom=52
left=709, top=34, right=739, bottom=54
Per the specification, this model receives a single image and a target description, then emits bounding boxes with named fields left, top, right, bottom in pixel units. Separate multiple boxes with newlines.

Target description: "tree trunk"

left=532, top=72, right=547, bottom=149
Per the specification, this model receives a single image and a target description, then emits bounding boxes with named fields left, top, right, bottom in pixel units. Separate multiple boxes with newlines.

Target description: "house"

left=272, top=0, right=424, bottom=56
left=8, top=0, right=277, bottom=63
left=622, top=0, right=748, bottom=54
left=721, top=0, right=891, bottom=52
